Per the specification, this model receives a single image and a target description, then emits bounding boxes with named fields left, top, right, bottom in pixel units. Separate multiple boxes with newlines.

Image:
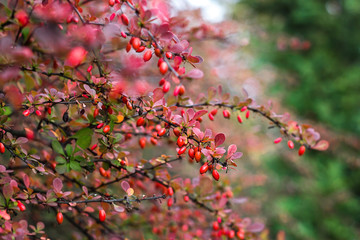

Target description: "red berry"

left=0, top=143, right=5, bottom=154
left=15, top=10, right=29, bottom=27
left=288, top=140, right=294, bottom=149
left=99, top=209, right=106, bottom=222
left=298, top=145, right=306, bottom=156
left=126, top=101, right=133, bottom=110
left=110, top=13, right=115, bottom=21
left=158, top=128, right=166, bottom=137
left=107, top=107, right=113, bottom=114
left=274, top=137, right=282, bottom=144
left=208, top=113, right=214, bottom=121
left=47, top=107, right=52, bottom=115
left=165, top=52, right=172, bottom=59
left=245, top=110, right=250, bottom=119
left=35, top=110, right=42, bottom=117
left=96, top=123, right=104, bottom=129
left=240, top=106, right=247, bottom=112
left=167, top=198, right=173, bottom=207
left=188, top=148, right=195, bottom=159
left=23, top=109, right=30, bottom=117
left=211, top=109, right=218, bottom=116
left=167, top=187, right=174, bottom=196
left=212, top=221, right=219, bottom=231
left=132, top=38, right=141, bottom=50
left=103, top=125, right=110, bottom=133
left=94, top=108, right=99, bottom=117
left=159, top=62, right=168, bottom=75
left=99, top=167, right=107, bottom=177
left=126, top=42, right=131, bottom=52
left=87, top=65, right=93, bottom=73
left=120, top=31, right=127, bottom=38
left=237, top=115, right=243, bottom=123
left=173, top=86, right=180, bottom=96
left=120, top=14, right=129, bottom=25
left=223, top=110, right=230, bottom=119
left=17, top=200, right=26, bottom=212
left=195, top=151, right=202, bottom=162
left=173, top=128, right=181, bottom=137
left=177, top=137, right=185, bottom=147
left=136, top=46, right=145, bottom=53
left=178, top=85, right=185, bottom=96
left=143, top=50, right=152, bottom=62
left=212, top=169, right=220, bottom=181
left=199, top=163, right=208, bottom=174
left=136, top=117, right=145, bottom=127
left=178, top=146, right=187, bottom=155
left=139, top=137, right=146, bottom=149
left=183, top=195, right=189, bottom=202
left=108, top=0, right=115, bottom=6
left=159, top=78, right=165, bottom=86
left=150, top=137, right=157, bottom=145
left=228, top=230, right=235, bottom=239
left=155, top=48, right=162, bottom=57
left=162, top=81, right=170, bottom=93
left=90, top=144, right=97, bottom=151
left=56, top=212, right=63, bottom=225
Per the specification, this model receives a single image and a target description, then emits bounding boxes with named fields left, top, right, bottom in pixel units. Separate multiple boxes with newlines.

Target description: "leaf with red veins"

left=53, top=178, right=63, bottom=194
left=160, top=31, right=174, bottom=41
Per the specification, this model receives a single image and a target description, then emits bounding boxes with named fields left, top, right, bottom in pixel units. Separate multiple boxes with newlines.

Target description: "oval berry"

left=87, top=65, right=93, bottom=73
left=131, top=38, right=141, bottom=50
left=159, top=78, right=165, bottom=86
left=288, top=140, right=294, bottom=149
left=17, top=200, right=26, bottom=212
left=237, top=115, right=243, bottom=123
left=162, top=81, right=170, bottom=93
left=178, top=85, right=185, bottom=96
left=139, top=137, right=146, bottom=149
left=298, top=145, right=306, bottom=156
left=183, top=195, right=189, bottom=202
left=99, top=167, right=107, bottom=177
left=157, top=128, right=166, bottom=137
left=167, top=198, right=173, bottom=207
left=177, top=137, right=185, bottom=147
left=143, top=50, right=152, bottom=62
left=99, top=209, right=106, bottom=222
left=212, top=169, right=220, bottom=181
left=0, top=143, right=5, bottom=154
left=208, top=113, right=214, bottom=121
left=211, top=109, right=218, bottom=116
left=188, top=148, right=195, bottom=159
left=167, top=187, right=174, bottom=196
left=159, top=62, right=168, bottom=75
left=96, top=123, right=104, bottom=129
left=199, top=163, right=208, bottom=174
left=245, top=110, right=250, bottom=119
left=223, top=110, right=230, bottom=119
left=120, top=14, right=129, bottom=25
left=56, top=212, right=63, bottom=225
left=165, top=52, right=172, bottom=59
left=240, top=106, right=247, bottom=112
left=90, top=144, right=97, bottom=151
left=212, top=221, right=219, bottom=231
left=94, top=108, right=99, bottom=117
left=103, top=125, right=110, bottom=133
left=195, top=151, right=202, bottom=162
left=136, top=117, right=145, bottom=127
left=178, top=146, right=187, bottom=155
left=274, top=137, right=282, bottom=144
left=23, top=109, right=30, bottom=117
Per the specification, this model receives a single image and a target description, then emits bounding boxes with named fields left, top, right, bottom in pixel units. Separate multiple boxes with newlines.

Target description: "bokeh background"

left=175, top=0, right=360, bottom=239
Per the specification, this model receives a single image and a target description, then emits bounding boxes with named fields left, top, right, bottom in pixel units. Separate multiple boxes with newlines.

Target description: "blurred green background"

left=232, top=0, right=360, bottom=239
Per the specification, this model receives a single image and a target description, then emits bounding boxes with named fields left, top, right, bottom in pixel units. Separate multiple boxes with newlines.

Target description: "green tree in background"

left=234, top=0, right=360, bottom=239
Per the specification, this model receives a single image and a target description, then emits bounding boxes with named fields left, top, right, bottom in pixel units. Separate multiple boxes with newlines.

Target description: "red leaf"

left=53, top=178, right=63, bottom=193
left=185, top=69, right=204, bottom=79
left=312, top=140, right=329, bottom=151
left=214, top=133, right=225, bottom=147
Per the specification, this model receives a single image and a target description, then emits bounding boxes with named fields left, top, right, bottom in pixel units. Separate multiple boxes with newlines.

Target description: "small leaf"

left=52, top=141, right=64, bottom=155
left=55, top=164, right=67, bottom=174
left=214, top=133, right=225, bottom=147
left=126, top=188, right=134, bottom=196
left=113, top=204, right=125, bottom=213
left=121, top=181, right=130, bottom=192
left=247, top=223, right=265, bottom=233
left=70, top=160, right=82, bottom=171
left=185, top=69, right=204, bottom=79
left=312, top=140, right=329, bottom=151
left=72, top=128, right=93, bottom=149
left=53, top=178, right=63, bottom=193
left=55, top=156, right=66, bottom=164
left=65, top=144, right=73, bottom=157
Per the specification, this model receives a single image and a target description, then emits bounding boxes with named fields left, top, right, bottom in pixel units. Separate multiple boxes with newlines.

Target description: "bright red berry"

left=195, top=151, right=202, bottom=162
left=35, top=110, right=42, bottom=117
left=87, top=65, right=93, bottom=73
left=143, top=50, right=152, bottom=62
left=90, top=144, right=97, bottom=151
left=15, top=10, right=29, bottom=27
left=245, top=110, right=250, bottom=119
left=159, top=62, right=168, bottom=75
left=274, top=137, right=282, bottom=144
left=17, top=200, right=26, bottom=212
left=212, top=221, right=219, bottom=231
left=99, top=209, right=106, bottom=222
left=165, top=52, right=172, bottom=59
left=23, top=109, right=30, bottom=117
left=103, top=125, right=110, bottom=133
left=136, top=117, right=145, bottom=127
left=183, top=195, right=189, bottom=202
left=167, top=198, right=173, bottom=207
left=240, top=106, right=247, bottom=112
left=139, top=137, right=146, bottom=149
left=108, top=0, right=115, bottom=6
left=99, top=167, right=107, bottom=177
left=120, top=31, right=127, bottom=38
left=136, top=46, right=145, bottom=53
left=120, top=14, right=129, bottom=25
left=56, top=212, right=63, bottom=225
left=155, top=48, right=162, bottom=57
left=199, top=163, right=208, bottom=174
left=94, top=108, right=99, bottom=117
left=237, top=115, right=243, bottom=123
left=126, top=42, right=131, bottom=52
left=211, top=109, right=218, bottom=116
left=228, top=230, right=235, bottom=239
left=288, top=140, right=294, bottom=149
left=178, top=146, right=187, bottom=155
left=158, top=128, right=166, bottom=137
left=167, top=187, right=174, bottom=196
left=131, top=38, right=141, bottom=50
left=110, top=13, right=115, bottom=21
left=212, top=169, right=220, bottom=181
left=96, top=123, right=104, bottom=129
left=223, top=110, right=230, bottom=119
left=298, top=145, right=306, bottom=156
left=177, top=137, right=185, bottom=147
left=150, top=137, right=157, bottom=145
left=188, top=148, right=195, bottom=159
left=47, top=107, right=52, bottom=115
left=208, top=113, right=214, bottom=121
left=173, top=128, right=181, bottom=137
left=0, top=143, right=5, bottom=154
left=162, top=81, right=170, bottom=93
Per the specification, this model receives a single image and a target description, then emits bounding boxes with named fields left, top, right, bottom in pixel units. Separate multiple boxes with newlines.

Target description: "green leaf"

left=55, top=156, right=66, bottom=164
left=52, top=141, right=65, bottom=156
left=72, top=128, right=93, bottom=149
left=70, top=160, right=82, bottom=171
left=55, top=164, right=67, bottom=174
left=65, top=144, right=73, bottom=157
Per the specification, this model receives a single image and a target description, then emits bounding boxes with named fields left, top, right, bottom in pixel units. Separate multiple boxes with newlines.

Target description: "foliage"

left=0, top=0, right=327, bottom=239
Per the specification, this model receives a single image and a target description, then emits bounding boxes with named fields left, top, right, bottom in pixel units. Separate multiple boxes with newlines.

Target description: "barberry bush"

left=0, top=0, right=328, bottom=239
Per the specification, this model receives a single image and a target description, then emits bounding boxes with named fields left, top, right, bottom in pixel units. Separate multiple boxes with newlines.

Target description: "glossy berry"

left=245, top=110, right=250, bottom=119
left=17, top=200, right=26, bottom=212
left=208, top=113, right=214, bottom=121
left=99, top=209, right=106, bottom=222
left=162, top=81, right=170, bottom=93
left=120, top=14, right=129, bottom=25
left=167, top=187, right=174, bottom=196
left=223, top=110, right=230, bottom=119
left=23, top=109, right=30, bottom=117
left=131, top=38, right=141, bottom=50
left=56, top=212, right=63, bottom=225
left=139, top=137, right=146, bottom=149
left=120, top=31, right=126, bottom=38
left=274, top=137, right=282, bottom=144
left=0, top=143, right=5, bottom=154
left=240, top=106, right=247, bottom=112
left=136, top=46, right=145, bottom=53
left=288, top=140, right=294, bottom=149
left=15, top=10, right=29, bottom=27
left=237, top=115, right=243, bottom=123
left=212, top=221, right=219, bottom=231
left=167, top=198, right=173, bottom=207
left=158, top=128, right=166, bottom=137
left=96, top=123, right=104, bottom=129
left=298, top=145, right=306, bottom=156
left=183, top=195, right=189, bottom=202
left=173, top=128, right=181, bottom=137
left=94, top=108, right=99, bottom=117
left=188, top=148, right=195, bottom=159
left=103, top=125, right=110, bottom=133
left=99, top=167, right=107, bottom=177
left=87, top=65, right=93, bottom=73
left=178, top=146, right=187, bottom=155
left=143, top=50, right=152, bottom=62
left=136, top=117, right=145, bottom=127
left=195, top=151, right=202, bottom=162
left=159, top=78, right=165, bottom=86
left=212, top=169, right=220, bottom=181
left=228, top=230, right=235, bottom=239
left=165, top=52, right=172, bottom=59
left=109, top=13, right=115, bottom=21
left=35, top=110, right=42, bottom=117
left=177, top=137, right=185, bottom=147
left=159, top=62, right=168, bottom=75
left=108, top=0, right=115, bottom=6
left=150, top=137, right=157, bottom=145
left=155, top=48, right=162, bottom=57
left=199, top=163, right=208, bottom=174
left=90, top=144, right=97, bottom=151
left=211, top=109, right=218, bottom=116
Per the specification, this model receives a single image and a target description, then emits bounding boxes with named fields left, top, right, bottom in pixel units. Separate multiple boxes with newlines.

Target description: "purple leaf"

left=227, top=144, right=237, bottom=158
left=152, top=88, right=164, bottom=102
left=192, top=110, right=208, bottom=121
left=214, top=133, right=225, bottom=147
left=82, top=186, right=88, bottom=196
left=53, top=178, right=63, bottom=193
left=192, top=128, right=203, bottom=140
left=160, top=31, right=174, bottom=41
left=2, top=184, right=13, bottom=199
left=232, top=152, right=243, bottom=160
left=121, top=181, right=130, bottom=192
left=247, top=223, right=265, bottom=233
left=185, top=69, right=204, bottom=79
